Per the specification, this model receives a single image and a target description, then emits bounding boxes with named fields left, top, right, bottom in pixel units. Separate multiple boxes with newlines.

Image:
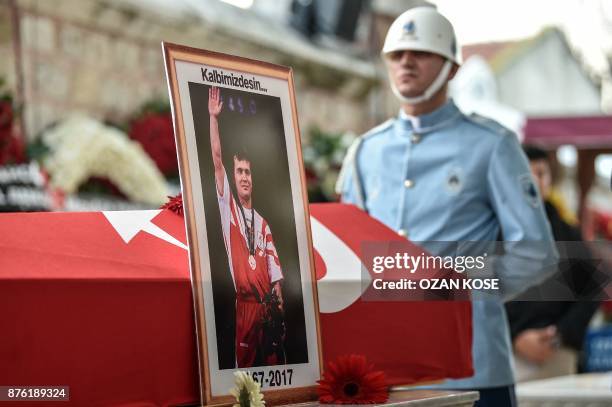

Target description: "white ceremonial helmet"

left=382, top=7, right=461, bottom=105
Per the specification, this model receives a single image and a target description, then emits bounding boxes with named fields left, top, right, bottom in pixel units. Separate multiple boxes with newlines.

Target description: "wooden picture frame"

left=162, top=42, right=323, bottom=406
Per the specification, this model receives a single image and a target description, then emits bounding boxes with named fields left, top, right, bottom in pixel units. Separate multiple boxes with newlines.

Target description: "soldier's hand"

left=514, top=326, right=558, bottom=364
left=208, top=86, right=223, bottom=117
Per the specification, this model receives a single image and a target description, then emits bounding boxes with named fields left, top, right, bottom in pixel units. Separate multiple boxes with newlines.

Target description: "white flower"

left=229, top=371, right=265, bottom=407
left=41, top=115, right=168, bottom=205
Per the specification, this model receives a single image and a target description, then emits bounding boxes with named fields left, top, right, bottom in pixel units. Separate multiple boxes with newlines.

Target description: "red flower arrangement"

left=0, top=98, right=26, bottom=166
left=318, top=355, right=389, bottom=404
left=129, top=112, right=178, bottom=176
left=161, top=193, right=183, bottom=216
left=0, top=98, right=13, bottom=127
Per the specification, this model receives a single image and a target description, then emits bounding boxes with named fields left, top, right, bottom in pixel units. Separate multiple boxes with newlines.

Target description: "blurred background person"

left=505, top=145, right=601, bottom=382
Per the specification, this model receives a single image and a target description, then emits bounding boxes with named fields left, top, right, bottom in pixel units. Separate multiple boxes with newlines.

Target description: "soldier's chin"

left=396, top=85, right=421, bottom=98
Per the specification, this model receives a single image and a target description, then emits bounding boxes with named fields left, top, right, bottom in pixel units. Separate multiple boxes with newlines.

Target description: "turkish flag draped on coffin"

left=0, top=203, right=472, bottom=406
left=310, top=204, right=472, bottom=386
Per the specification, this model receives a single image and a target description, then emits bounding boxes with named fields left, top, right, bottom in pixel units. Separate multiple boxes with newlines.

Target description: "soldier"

left=337, top=7, right=557, bottom=406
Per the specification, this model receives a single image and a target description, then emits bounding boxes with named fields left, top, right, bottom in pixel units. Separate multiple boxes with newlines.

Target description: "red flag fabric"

left=310, top=204, right=472, bottom=386
left=0, top=210, right=198, bottom=407
left=0, top=204, right=471, bottom=406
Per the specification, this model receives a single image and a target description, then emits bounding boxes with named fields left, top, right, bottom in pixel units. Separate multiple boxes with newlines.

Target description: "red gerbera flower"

left=161, top=193, right=183, bottom=216
left=318, top=355, right=388, bottom=404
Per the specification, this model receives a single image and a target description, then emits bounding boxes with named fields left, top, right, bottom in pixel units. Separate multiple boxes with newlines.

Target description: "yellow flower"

left=230, top=371, right=265, bottom=407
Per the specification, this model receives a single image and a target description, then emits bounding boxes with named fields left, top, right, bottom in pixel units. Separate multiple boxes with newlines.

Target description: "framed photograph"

left=162, top=42, right=322, bottom=405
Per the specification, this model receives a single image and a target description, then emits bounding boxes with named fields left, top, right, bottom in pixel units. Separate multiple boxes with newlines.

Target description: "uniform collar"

left=397, top=99, right=461, bottom=134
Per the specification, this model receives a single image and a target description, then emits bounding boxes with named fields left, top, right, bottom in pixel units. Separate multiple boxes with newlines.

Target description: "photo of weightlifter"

left=188, top=82, right=308, bottom=369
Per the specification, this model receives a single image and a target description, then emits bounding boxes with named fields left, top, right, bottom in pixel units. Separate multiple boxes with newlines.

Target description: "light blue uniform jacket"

left=338, top=100, right=558, bottom=388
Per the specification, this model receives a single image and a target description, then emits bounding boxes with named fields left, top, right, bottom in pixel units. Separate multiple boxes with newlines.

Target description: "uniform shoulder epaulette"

left=334, top=119, right=392, bottom=199
left=464, top=113, right=515, bottom=138
left=360, top=118, right=394, bottom=140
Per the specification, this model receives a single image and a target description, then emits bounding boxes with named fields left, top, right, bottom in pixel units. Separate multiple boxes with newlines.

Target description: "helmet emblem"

left=402, top=20, right=416, bottom=36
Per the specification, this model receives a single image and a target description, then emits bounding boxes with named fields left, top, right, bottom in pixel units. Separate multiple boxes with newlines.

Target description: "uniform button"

left=411, top=134, right=421, bottom=143
left=397, top=229, right=407, bottom=237
left=404, top=179, right=414, bottom=188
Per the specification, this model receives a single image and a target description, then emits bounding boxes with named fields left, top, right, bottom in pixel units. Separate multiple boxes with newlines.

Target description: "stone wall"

left=1, top=0, right=387, bottom=140
left=0, top=2, right=17, bottom=99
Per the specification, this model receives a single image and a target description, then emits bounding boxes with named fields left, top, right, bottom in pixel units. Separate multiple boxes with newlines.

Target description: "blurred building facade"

left=461, top=27, right=602, bottom=116
left=0, top=0, right=420, bottom=139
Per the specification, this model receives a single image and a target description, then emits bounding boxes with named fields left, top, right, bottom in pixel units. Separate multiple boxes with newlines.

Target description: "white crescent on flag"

left=310, top=216, right=369, bottom=313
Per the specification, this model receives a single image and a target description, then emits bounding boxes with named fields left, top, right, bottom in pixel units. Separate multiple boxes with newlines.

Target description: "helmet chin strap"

left=390, top=60, right=453, bottom=105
